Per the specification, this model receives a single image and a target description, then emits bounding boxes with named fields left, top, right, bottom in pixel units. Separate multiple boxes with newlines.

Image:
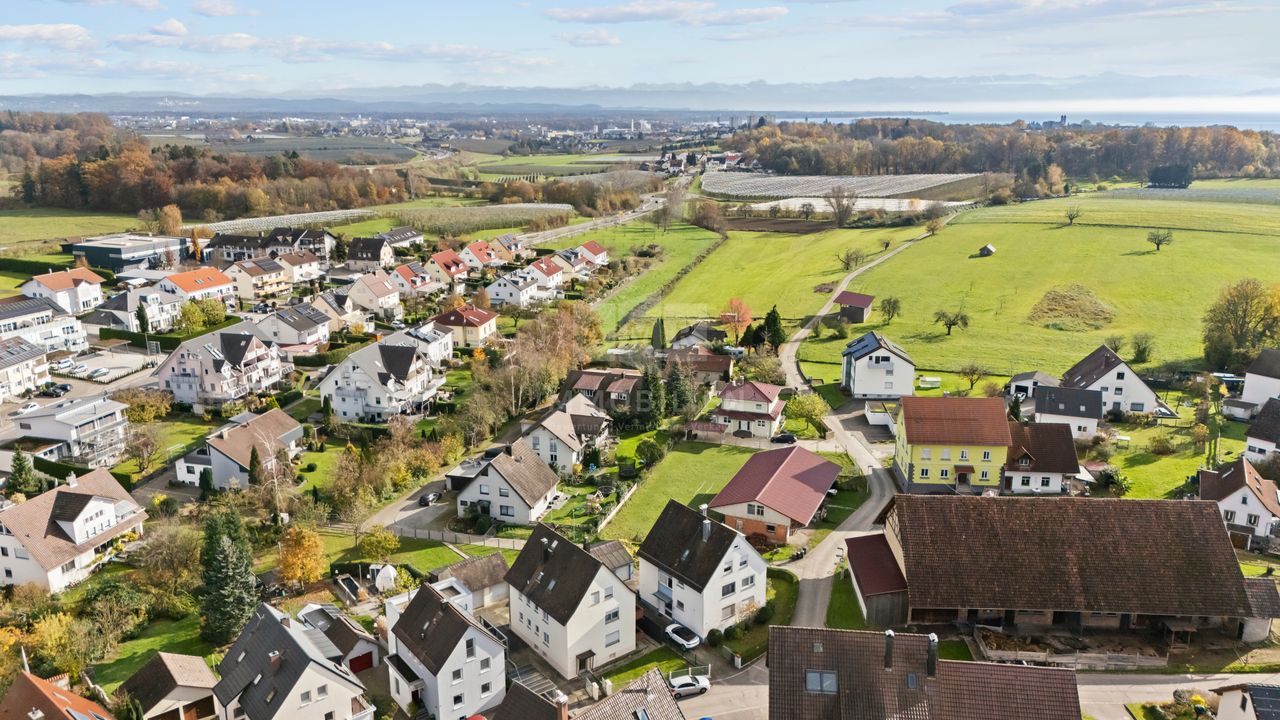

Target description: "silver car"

left=668, top=674, right=711, bottom=698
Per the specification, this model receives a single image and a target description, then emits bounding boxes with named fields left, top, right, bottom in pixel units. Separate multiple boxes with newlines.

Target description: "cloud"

left=57, top=0, right=161, bottom=8
left=0, top=52, right=108, bottom=79
left=0, top=24, right=95, bottom=51
left=694, top=6, right=788, bottom=24
left=150, top=18, right=189, bottom=36
left=557, top=28, right=623, bottom=46
left=860, top=0, right=1249, bottom=31
left=111, top=31, right=530, bottom=66
left=545, top=1, right=714, bottom=23
left=192, top=0, right=260, bottom=16
left=709, top=28, right=775, bottom=41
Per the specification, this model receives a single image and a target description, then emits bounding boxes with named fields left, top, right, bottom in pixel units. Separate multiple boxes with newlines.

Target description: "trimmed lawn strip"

left=601, top=646, right=688, bottom=688
left=91, top=614, right=216, bottom=694
left=111, top=414, right=222, bottom=483
left=724, top=568, right=798, bottom=661
left=938, top=639, right=973, bottom=661
left=297, top=439, right=349, bottom=496
left=826, top=569, right=866, bottom=630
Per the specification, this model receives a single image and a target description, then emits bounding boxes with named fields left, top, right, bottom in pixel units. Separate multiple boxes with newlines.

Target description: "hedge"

left=277, top=390, right=303, bottom=407
left=293, top=339, right=373, bottom=367
left=33, top=456, right=92, bottom=481
left=100, top=316, right=242, bottom=350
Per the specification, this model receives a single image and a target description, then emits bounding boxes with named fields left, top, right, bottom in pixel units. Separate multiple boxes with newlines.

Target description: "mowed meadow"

left=799, top=193, right=1280, bottom=377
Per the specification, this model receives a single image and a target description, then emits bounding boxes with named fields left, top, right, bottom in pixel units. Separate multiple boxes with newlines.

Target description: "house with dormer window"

left=317, top=339, right=444, bottom=422
left=453, top=440, right=559, bottom=526
left=712, top=380, right=785, bottom=438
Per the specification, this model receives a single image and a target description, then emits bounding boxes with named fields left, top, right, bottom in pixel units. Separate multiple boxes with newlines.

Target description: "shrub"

left=723, top=624, right=740, bottom=641
left=304, top=462, right=318, bottom=473
left=1148, top=433, right=1177, bottom=455
left=754, top=603, right=775, bottom=625
left=706, top=628, right=723, bottom=647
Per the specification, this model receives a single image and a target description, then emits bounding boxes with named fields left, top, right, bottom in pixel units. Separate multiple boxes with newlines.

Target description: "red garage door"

left=349, top=652, right=374, bottom=674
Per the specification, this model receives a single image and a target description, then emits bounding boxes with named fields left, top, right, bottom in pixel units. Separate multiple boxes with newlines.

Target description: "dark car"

left=771, top=432, right=798, bottom=444
left=418, top=491, right=441, bottom=507
left=40, top=385, right=67, bottom=398
left=55, top=383, right=72, bottom=393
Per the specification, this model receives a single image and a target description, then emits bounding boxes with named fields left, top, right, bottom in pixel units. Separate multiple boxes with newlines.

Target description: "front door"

left=578, top=654, right=594, bottom=672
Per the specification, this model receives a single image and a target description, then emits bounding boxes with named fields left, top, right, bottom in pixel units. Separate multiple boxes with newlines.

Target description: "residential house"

left=0, top=468, right=146, bottom=592
left=427, top=553, right=511, bottom=609
left=840, top=331, right=914, bottom=399
left=487, top=269, right=541, bottom=308
left=562, top=368, right=646, bottom=415
left=578, top=240, right=609, bottom=268
left=638, top=501, right=767, bottom=638
left=709, top=446, right=840, bottom=544
left=574, top=670, right=685, bottom=720
left=504, top=524, right=637, bottom=679
left=1246, top=399, right=1280, bottom=463
left=15, top=394, right=129, bottom=467
left=526, top=394, right=612, bottom=475
left=1033, top=386, right=1104, bottom=440
left=377, top=226, right=424, bottom=249
left=116, top=652, right=219, bottom=720
left=892, top=396, right=1012, bottom=494
left=213, top=603, right=373, bottom=720
left=459, top=240, right=503, bottom=270
left=384, top=583, right=506, bottom=720
left=347, top=270, right=403, bottom=321
left=270, top=227, right=336, bottom=264
left=390, top=262, right=442, bottom=297
left=490, top=681, right=568, bottom=720
left=20, top=267, right=106, bottom=314
left=175, top=409, right=303, bottom=490
left=86, top=287, right=184, bottom=333
left=454, top=439, right=560, bottom=526
left=0, top=297, right=88, bottom=354
left=1003, top=421, right=1079, bottom=495
left=69, top=233, right=188, bottom=271
left=1060, top=345, right=1176, bottom=417
left=1200, top=457, right=1280, bottom=550
left=552, top=247, right=592, bottom=279
left=588, top=539, right=635, bottom=584
left=832, top=291, right=874, bottom=323
left=1, top=672, right=120, bottom=720
left=347, top=237, right=396, bottom=273
left=0, top=337, right=48, bottom=403
left=155, top=325, right=287, bottom=412
left=668, top=346, right=734, bottom=385
left=206, top=233, right=276, bottom=263
left=1008, top=370, right=1060, bottom=399
left=392, top=324, right=454, bottom=369
left=1212, top=684, right=1280, bottom=720
left=845, top=495, right=1274, bottom=635
left=768, top=627, right=1081, bottom=720
left=317, top=339, right=445, bottom=421
left=494, top=234, right=532, bottom=262
left=314, top=290, right=369, bottom=333
left=209, top=228, right=335, bottom=264
left=425, top=250, right=470, bottom=291
left=527, top=256, right=565, bottom=294
left=275, top=250, right=324, bottom=284
left=227, top=257, right=290, bottom=303
left=299, top=604, right=380, bottom=673
left=1237, top=350, right=1280, bottom=421
left=711, top=380, right=785, bottom=438
left=670, top=321, right=727, bottom=350
left=433, top=304, right=498, bottom=348
left=252, top=304, right=331, bottom=358
left=159, top=267, right=236, bottom=308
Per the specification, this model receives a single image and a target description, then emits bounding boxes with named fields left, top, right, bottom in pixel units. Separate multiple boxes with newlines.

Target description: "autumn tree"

left=926, top=218, right=945, bottom=235
left=786, top=393, right=830, bottom=434
left=957, top=363, right=989, bottom=391
left=124, top=425, right=161, bottom=475
left=158, top=204, right=183, bottom=235
left=1202, top=278, right=1280, bottom=369
left=1065, top=206, right=1083, bottom=225
left=473, top=288, right=491, bottom=310
left=113, top=387, right=172, bottom=423
left=278, top=525, right=326, bottom=587
left=32, top=612, right=97, bottom=679
left=137, top=522, right=201, bottom=596
left=722, top=298, right=753, bottom=344
left=836, top=248, right=866, bottom=271
left=360, top=525, right=400, bottom=562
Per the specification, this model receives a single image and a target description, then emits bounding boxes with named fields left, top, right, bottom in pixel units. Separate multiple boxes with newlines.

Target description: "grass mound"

left=1027, top=284, right=1115, bottom=331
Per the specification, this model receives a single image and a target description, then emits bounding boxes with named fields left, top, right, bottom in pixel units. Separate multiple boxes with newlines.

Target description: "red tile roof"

left=529, top=256, right=562, bottom=278
left=430, top=250, right=469, bottom=277
left=833, top=291, right=875, bottom=308
left=28, top=267, right=105, bottom=291
left=434, top=304, right=498, bottom=328
left=580, top=240, right=608, bottom=257
left=846, top=533, right=907, bottom=596
left=0, top=672, right=116, bottom=720
left=899, top=396, right=1012, bottom=446
left=164, top=267, right=233, bottom=293
left=719, top=380, right=783, bottom=404
left=710, top=446, right=839, bottom=525
left=465, top=241, right=498, bottom=262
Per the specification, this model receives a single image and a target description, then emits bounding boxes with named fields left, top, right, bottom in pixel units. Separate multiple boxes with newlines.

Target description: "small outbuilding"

left=833, top=291, right=875, bottom=323
left=978, top=244, right=997, bottom=257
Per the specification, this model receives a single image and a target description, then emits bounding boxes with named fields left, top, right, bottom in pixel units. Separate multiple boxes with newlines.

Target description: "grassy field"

left=0, top=208, right=136, bottom=245
left=799, top=196, right=1280, bottom=376
left=724, top=568, right=798, bottom=661
left=297, top=439, right=349, bottom=496
left=110, top=415, right=222, bottom=483
left=91, top=614, right=216, bottom=693
left=0, top=271, right=27, bottom=297
left=601, top=442, right=755, bottom=543
left=474, top=153, right=649, bottom=178
left=826, top=569, right=866, bottom=629
left=602, top=646, right=688, bottom=687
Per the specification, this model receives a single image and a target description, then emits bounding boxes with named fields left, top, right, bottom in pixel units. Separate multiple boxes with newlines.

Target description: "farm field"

left=798, top=195, right=1280, bottom=376
left=0, top=271, right=28, bottom=297
left=474, top=153, right=653, bottom=178
left=0, top=207, right=136, bottom=245
left=700, top=171, right=981, bottom=199
left=751, top=197, right=968, bottom=213
left=148, top=134, right=419, bottom=165
left=1106, top=178, right=1280, bottom=205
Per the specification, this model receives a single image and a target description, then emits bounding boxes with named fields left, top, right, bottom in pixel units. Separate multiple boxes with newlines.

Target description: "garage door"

left=349, top=652, right=374, bottom=674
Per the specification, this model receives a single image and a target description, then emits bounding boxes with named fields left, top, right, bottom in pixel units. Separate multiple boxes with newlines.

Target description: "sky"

left=2, top=0, right=1278, bottom=105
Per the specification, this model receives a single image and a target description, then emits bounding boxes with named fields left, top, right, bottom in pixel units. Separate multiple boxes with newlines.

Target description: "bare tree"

left=933, top=308, right=971, bottom=336
left=836, top=248, right=867, bottom=271
left=658, top=184, right=687, bottom=232
left=798, top=202, right=816, bottom=220
left=823, top=186, right=857, bottom=228
left=1065, top=205, right=1083, bottom=225
left=957, top=363, right=989, bottom=391
left=125, top=425, right=162, bottom=474
left=1147, top=229, right=1174, bottom=251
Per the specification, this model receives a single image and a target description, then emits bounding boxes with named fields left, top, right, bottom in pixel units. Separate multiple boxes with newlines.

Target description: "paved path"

left=1078, top=670, right=1280, bottom=719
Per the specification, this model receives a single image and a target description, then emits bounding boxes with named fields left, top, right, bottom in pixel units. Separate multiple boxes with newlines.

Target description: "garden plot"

left=701, top=171, right=980, bottom=199
left=749, top=197, right=971, bottom=213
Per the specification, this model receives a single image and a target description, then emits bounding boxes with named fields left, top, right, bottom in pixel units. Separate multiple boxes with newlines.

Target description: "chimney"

left=883, top=629, right=895, bottom=671
left=65, top=472, right=77, bottom=488
left=927, top=633, right=938, bottom=678
left=699, top=503, right=708, bottom=517
left=268, top=649, right=281, bottom=674
left=702, top=517, right=711, bottom=542
left=541, top=537, right=551, bottom=562
left=554, top=692, right=570, bottom=720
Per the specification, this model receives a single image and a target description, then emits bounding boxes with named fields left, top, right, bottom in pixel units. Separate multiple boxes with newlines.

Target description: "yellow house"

left=893, top=396, right=1012, bottom=494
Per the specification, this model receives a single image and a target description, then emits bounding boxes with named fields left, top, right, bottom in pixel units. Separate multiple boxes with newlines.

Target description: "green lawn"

left=0, top=271, right=28, bottom=297
left=287, top=397, right=322, bottom=422
left=938, top=639, right=973, bottom=661
left=601, top=646, right=688, bottom=688
left=0, top=207, right=136, bottom=245
left=91, top=614, right=216, bottom=694
left=297, top=439, right=349, bottom=496
left=826, top=569, right=866, bottom=629
left=256, top=528, right=515, bottom=574
left=725, top=568, right=799, bottom=661
left=110, top=415, right=221, bottom=482
left=800, top=197, right=1280, bottom=376
left=601, top=442, right=755, bottom=543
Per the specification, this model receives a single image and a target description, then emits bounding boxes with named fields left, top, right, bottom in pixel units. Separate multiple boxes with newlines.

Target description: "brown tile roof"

left=433, top=304, right=498, bottom=328
left=429, top=249, right=469, bottom=277
left=28, top=267, right=105, bottom=291
left=587, top=539, right=633, bottom=574
left=356, top=270, right=397, bottom=298
left=1200, top=457, right=1280, bottom=519
left=845, top=533, right=907, bottom=596
left=710, top=446, right=839, bottom=525
left=116, top=652, right=216, bottom=714
left=164, top=267, right=233, bottom=293
left=767, top=627, right=1081, bottom=720
left=1061, top=344, right=1128, bottom=389
left=491, top=680, right=564, bottom=720
left=574, top=668, right=686, bottom=720
left=275, top=249, right=319, bottom=266
left=833, top=290, right=875, bottom=308
left=1246, top=578, right=1280, bottom=618
left=392, top=584, right=494, bottom=675
left=899, top=396, right=1012, bottom=447
left=206, top=408, right=301, bottom=471
left=429, top=552, right=509, bottom=591
left=1005, top=421, right=1080, bottom=475
left=719, top=380, right=784, bottom=404
left=505, top=524, right=609, bottom=626
left=0, top=672, right=117, bottom=720
left=0, top=469, right=145, bottom=571
left=638, top=501, right=742, bottom=592
left=1250, top=399, right=1280, bottom=445
left=669, top=347, right=734, bottom=374
left=891, top=495, right=1252, bottom=617
left=486, top=439, right=559, bottom=506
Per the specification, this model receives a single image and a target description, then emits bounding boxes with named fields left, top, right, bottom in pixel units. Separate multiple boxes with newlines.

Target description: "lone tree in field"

left=1131, top=332, right=1155, bottom=364
left=1104, top=334, right=1126, bottom=354
left=1203, top=278, right=1280, bottom=369
left=787, top=393, right=830, bottom=434
left=836, top=248, right=866, bottom=272
left=926, top=218, right=945, bottom=236
left=823, top=186, right=857, bottom=228
left=1065, top=206, right=1083, bottom=225
left=722, top=298, right=753, bottom=344
left=799, top=202, right=816, bottom=220
left=958, top=363, right=989, bottom=392
left=878, top=297, right=902, bottom=324
left=933, top=308, right=970, bottom=336
left=1147, top=229, right=1174, bottom=252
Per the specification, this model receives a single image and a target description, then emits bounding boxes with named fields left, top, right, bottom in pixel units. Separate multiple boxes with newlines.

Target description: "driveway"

left=679, top=659, right=769, bottom=720
left=1077, top=670, right=1280, bottom=719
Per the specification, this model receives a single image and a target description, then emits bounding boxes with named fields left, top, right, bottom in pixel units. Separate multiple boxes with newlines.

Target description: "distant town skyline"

left=2, top=0, right=1277, bottom=113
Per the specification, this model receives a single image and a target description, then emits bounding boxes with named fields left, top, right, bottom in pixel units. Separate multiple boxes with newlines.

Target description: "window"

left=743, top=575, right=755, bottom=588
left=723, top=560, right=732, bottom=573
left=959, top=450, right=968, bottom=460
left=920, top=448, right=931, bottom=460
left=1041, top=477, right=1051, bottom=487
left=1225, top=510, right=1237, bottom=522
left=606, top=630, right=621, bottom=647
left=479, top=484, right=490, bottom=495
left=722, top=581, right=736, bottom=597
left=1021, top=477, right=1031, bottom=486
left=979, top=470, right=989, bottom=480
left=805, top=670, right=838, bottom=694
left=1131, top=403, right=1145, bottom=412
left=941, top=449, right=951, bottom=461
left=1249, top=514, right=1261, bottom=526
left=317, top=685, right=327, bottom=698
left=1243, top=496, right=1250, bottom=505
left=466, top=639, right=475, bottom=659
left=323, top=713, right=332, bottom=720
left=676, top=600, right=684, bottom=611
left=1114, top=388, right=1123, bottom=396
left=939, top=469, right=950, bottom=479
left=605, top=585, right=614, bottom=599
left=919, top=468, right=929, bottom=479
left=606, top=608, right=620, bottom=624
left=500, top=505, right=514, bottom=517
left=481, top=657, right=491, bottom=671
left=766, top=524, right=776, bottom=533
left=301, top=691, right=311, bottom=704
left=722, top=605, right=735, bottom=620
left=543, top=631, right=550, bottom=645
left=1116, top=372, right=1126, bottom=380
left=482, top=682, right=492, bottom=695
left=453, top=695, right=464, bottom=708
left=452, top=669, right=463, bottom=682
left=739, top=556, right=747, bottom=567
left=499, top=488, right=510, bottom=497
left=981, top=450, right=991, bottom=461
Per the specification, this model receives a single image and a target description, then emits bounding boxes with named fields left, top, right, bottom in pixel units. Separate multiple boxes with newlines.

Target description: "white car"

left=16, top=402, right=40, bottom=415
left=71, top=363, right=88, bottom=374
left=89, top=367, right=110, bottom=379
left=668, top=674, right=710, bottom=698
left=52, top=359, right=74, bottom=370
left=665, top=623, right=701, bottom=651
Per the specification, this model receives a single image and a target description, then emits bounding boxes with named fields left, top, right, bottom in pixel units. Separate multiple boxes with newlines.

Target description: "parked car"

left=55, top=383, right=71, bottom=393
left=88, top=367, right=110, bottom=379
left=418, top=491, right=441, bottom=507
left=16, top=402, right=40, bottom=415
left=51, top=359, right=74, bottom=371
left=771, top=432, right=797, bottom=444
left=668, top=674, right=711, bottom=698
left=40, top=386, right=67, bottom=398
left=665, top=623, right=701, bottom=651
left=70, top=363, right=88, bottom=374
left=391, top=320, right=406, bottom=329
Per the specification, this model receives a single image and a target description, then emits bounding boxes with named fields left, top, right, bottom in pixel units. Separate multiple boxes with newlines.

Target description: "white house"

left=637, top=501, right=767, bottom=639
left=1007, top=371, right=1059, bottom=400
left=1239, top=349, right=1280, bottom=421
left=213, top=603, right=373, bottom=720
left=1199, top=457, right=1280, bottom=550
left=459, top=241, right=503, bottom=270
left=578, top=240, right=609, bottom=268
left=275, top=250, right=324, bottom=283
left=527, top=256, right=565, bottom=294
left=158, top=267, right=236, bottom=308
left=426, top=250, right=470, bottom=292
left=347, top=236, right=396, bottom=273
left=1033, top=386, right=1103, bottom=440
left=504, top=524, right=637, bottom=679
left=1003, top=421, right=1079, bottom=495
left=711, top=380, right=785, bottom=438
left=428, top=553, right=511, bottom=610
left=252, top=305, right=331, bottom=358
left=348, top=270, right=403, bottom=321
left=552, top=248, right=592, bottom=279
left=840, top=331, right=915, bottom=399
left=669, top=322, right=727, bottom=350
left=0, top=297, right=88, bottom=354
left=708, top=446, right=840, bottom=545
left=20, top=268, right=105, bottom=314
left=155, top=325, right=288, bottom=412
left=87, top=287, right=184, bottom=333
left=0, top=337, right=48, bottom=403
left=1060, top=345, right=1176, bottom=418
left=377, top=226, right=424, bottom=249
left=226, top=257, right=290, bottom=302
left=0, top=468, right=146, bottom=592
left=299, top=604, right=380, bottom=674
left=391, top=262, right=443, bottom=297
left=454, top=439, right=559, bottom=526
left=1246, top=398, right=1280, bottom=463
left=317, top=340, right=445, bottom=422
left=16, top=394, right=129, bottom=468
left=384, top=583, right=506, bottom=720
left=487, top=270, right=541, bottom=308
left=175, top=409, right=303, bottom=490
left=433, top=305, right=498, bottom=348
left=525, top=394, right=611, bottom=475
left=392, top=324, right=454, bottom=369
left=314, top=290, right=370, bottom=333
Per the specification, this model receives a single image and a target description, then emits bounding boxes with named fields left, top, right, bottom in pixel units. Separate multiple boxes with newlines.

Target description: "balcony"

left=350, top=696, right=375, bottom=720
left=654, top=583, right=673, bottom=602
